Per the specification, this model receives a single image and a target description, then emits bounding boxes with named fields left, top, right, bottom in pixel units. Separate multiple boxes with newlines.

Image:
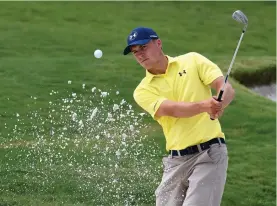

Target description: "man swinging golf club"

left=123, top=10, right=247, bottom=206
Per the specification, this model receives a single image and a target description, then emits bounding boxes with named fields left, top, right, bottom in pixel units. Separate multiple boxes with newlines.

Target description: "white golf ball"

left=94, top=49, right=103, bottom=58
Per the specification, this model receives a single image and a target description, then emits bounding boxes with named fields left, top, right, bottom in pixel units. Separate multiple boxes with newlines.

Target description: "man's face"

left=130, top=39, right=162, bottom=70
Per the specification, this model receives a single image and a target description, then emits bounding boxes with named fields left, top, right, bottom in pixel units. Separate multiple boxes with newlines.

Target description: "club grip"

left=217, top=90, right=224, bottom=102
left=210, top=90, right=224, bottom=120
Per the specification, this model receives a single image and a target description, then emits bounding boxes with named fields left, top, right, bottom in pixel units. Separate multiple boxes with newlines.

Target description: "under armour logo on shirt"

left=178, top=70, right=187, bottom=76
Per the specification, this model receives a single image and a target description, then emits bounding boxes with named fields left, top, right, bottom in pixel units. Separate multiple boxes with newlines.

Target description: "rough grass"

left=0, top=1, right=276, bottom=206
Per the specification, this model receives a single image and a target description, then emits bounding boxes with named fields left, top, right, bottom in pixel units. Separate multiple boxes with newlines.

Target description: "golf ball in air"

left=94, top=49, right=103, bottom=58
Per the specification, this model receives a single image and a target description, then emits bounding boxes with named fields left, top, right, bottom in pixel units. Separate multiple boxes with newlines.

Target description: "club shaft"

left=211, top=12, right=248, bottom=121
left=221, top=30, right=245, bottom=91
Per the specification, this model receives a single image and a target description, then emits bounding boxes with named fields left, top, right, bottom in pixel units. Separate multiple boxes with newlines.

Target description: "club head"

left=232, top=10, right=248, bottom=25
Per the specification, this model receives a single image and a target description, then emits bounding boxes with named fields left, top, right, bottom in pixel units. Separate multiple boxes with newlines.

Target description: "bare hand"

left=204, top=96, right=223, bottom=119
left=209, top=108, right=224, bottom=119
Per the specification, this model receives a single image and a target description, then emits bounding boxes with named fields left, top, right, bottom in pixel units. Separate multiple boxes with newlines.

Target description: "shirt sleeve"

left=133, top=86, right=167, bottom=120
left=193, top=52, right=224, bottom=85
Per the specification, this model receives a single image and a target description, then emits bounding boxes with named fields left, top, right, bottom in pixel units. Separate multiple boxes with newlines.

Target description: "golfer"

left=123, top=27, right=235, bottom=206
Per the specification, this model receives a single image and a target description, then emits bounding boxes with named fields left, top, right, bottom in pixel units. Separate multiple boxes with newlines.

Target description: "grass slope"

left=0, top=2, right=276, bottom=206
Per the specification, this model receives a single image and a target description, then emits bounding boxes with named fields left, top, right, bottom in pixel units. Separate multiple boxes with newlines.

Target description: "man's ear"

left=156, top=39, right=163, bottom=50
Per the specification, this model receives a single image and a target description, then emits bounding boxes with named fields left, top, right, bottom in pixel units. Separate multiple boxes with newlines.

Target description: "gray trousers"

left=155, top=143, right=228, bottom=206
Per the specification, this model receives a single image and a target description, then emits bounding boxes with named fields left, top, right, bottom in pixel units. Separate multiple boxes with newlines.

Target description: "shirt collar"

left=145, top=55, right=176, bottom=82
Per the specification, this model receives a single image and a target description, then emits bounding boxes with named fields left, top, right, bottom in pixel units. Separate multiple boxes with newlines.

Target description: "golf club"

left=211, top=10, right=248, bottom=120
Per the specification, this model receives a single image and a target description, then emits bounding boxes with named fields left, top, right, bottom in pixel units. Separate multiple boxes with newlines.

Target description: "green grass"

left=0, top=1, right=276, bottom=206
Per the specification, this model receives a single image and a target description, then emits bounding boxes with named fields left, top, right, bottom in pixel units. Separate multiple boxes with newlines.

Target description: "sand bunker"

left=250, top=83, right=276, bottom=102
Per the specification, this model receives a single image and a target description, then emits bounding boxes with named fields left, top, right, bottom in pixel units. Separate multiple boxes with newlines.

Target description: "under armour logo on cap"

left=123, top=27, right=159, bottom=55
left=129, top=32, right=138, bottom=41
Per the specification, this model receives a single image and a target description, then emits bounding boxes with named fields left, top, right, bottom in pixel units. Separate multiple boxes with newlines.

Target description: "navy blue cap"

left=123, top=27, right=159, bottom=55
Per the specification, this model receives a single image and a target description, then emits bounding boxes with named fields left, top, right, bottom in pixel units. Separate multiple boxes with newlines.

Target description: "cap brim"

left=123, top=39, right=152, bottom=55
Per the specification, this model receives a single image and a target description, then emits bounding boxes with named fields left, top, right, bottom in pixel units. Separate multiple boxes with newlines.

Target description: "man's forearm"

left=170, top=101, right=208, bottom=118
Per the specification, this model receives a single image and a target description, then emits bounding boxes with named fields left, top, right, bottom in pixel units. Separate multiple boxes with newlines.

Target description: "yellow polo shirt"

left=133, top=52, right=225, bottom=151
